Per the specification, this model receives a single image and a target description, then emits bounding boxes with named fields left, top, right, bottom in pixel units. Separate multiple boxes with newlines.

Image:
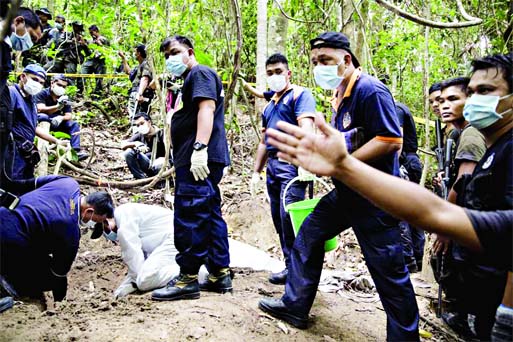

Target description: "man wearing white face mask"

left=120, top=112, right=169, bottom=180
left=34, top=74, right=88, bottom=161
left=5, top=64, right=67, bottom=182
left=259, top=32, right=419, bottom=341
left=250, top=53, right=316, bottom=285
left=0, top=175, right=113, bottom=306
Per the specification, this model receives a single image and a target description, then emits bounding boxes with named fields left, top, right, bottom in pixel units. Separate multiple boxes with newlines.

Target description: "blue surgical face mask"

left=80, top=209, right=96, bottom=228
left=166, top=54, right=187, bottom=77
left=463, top=93, right=513, bottom=130
left=10, top=31, right=34, bottom=52
left=55, top=23, right=63, bottom=31
left=103, top=230, right=118, bottom=242
left=313, top=59, right=345, bottom=90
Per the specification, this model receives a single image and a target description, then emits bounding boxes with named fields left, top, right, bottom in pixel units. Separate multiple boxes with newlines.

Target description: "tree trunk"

left=267, top=0, right=288, bottom=54
left=255, top=0, right=268, bottom=116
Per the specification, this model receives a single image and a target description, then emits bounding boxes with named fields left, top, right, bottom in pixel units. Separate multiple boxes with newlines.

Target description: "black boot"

left=269, top=269, right=288, bottom=285
left=258, top=297, right=308, bottom=329
left=151, top=273, right=200, bottom=301
left=199, top=268, right=233, bottom=293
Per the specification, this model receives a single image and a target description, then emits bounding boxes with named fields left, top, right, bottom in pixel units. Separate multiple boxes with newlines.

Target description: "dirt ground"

left=0, top=104, right=449, bottom=341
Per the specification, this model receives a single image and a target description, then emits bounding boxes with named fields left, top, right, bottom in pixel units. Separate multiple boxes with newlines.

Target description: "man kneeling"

left=99, top=203, right=181, bottom=298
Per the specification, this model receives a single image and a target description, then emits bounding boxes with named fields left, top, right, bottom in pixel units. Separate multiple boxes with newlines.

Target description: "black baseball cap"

left=310, top=32, right=360, bottom=68
left=36, top=8, right=52, bottom=19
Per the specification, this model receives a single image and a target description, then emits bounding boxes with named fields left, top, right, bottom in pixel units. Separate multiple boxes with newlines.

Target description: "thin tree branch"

left=375, top=0, right=483, bottom=29
left=224, top=0, right=242, bottom=112
left=272, top=0, right=324, bottom=24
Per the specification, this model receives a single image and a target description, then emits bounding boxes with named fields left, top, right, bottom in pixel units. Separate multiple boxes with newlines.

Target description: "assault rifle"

left=434, top=119, right=446, bottom=197
left=436, top=137, right=455, bottom=318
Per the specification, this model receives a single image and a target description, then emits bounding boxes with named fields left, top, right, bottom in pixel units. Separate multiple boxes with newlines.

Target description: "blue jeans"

left=282, top=189, right=419, bottom=341
left=38, top=114, right=81, bottom=150
left=123, top=148, right=157, bottom=179
left=173, top=164, right=230, bottom=274
left=266, top=157, right=307, bottom=268
left=400, top=221, right=425, bottom=270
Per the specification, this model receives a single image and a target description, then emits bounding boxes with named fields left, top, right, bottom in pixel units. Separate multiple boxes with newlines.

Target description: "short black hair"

left=133, top=112, right=151, bottom=122
left=471, top=53, right=513, bottom=93
left=160, top=35, right=194, bottom=52
left=265, top=53, right=288, bottom=68
left=17, top=7, right=41, bottom=30
left=135, top=44, right=146, bottom=59
left=85, top=191, right=114, bottom=218
left=440, top=77, right=470, bottom=93
left=88, top=25, right=99, bottom=32
left=52, top=74, right=72, bottom=85
left=429, top=82, right=442, bottom=94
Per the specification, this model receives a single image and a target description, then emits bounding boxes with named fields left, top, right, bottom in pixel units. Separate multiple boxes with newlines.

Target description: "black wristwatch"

left=193, top=142, right=208, bottom=151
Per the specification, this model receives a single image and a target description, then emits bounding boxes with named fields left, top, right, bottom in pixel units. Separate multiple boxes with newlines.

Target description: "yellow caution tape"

left=13, top=71, right=128, bottom=79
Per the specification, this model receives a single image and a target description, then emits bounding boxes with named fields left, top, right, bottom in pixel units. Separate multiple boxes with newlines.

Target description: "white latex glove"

left=51, top=115, right=64, bottom=128
left=190, top=148, right=209, bottom=181
left=134, top=142, right=149, bottom=154
left=57, top=95, right=69, bottom=106
left=298, top=167, right=315, bottom=182
left=114, top=282, right=137, bottom=298
left=55, top=139, right=70, bottom=147
left=250, top=172, right=261, bottom=197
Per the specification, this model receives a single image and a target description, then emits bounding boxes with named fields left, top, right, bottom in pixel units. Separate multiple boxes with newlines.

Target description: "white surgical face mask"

left=313, top=59, right=345, bottom=90
left=23, top=77, right=44, bottom=96
left=267, top=74, right=287, bottom=92
left=138, top=123, right=150, bottom=135
left=52, top=84, right=66, bottom=97
left=10, top=31, right=34, bottom=51
left=103, top=230, right=118, bottom=242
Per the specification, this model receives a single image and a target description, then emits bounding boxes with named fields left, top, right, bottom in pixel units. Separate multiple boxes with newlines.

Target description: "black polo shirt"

left=171, top=65, right=230, bottom=169
left=396, top=102, right=418, bottom=154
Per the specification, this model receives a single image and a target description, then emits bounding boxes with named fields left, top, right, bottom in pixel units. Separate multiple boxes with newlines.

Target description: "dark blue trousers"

left=282, top=189, right=419, bottom=341
left=123, top=148, right=156, bottom=179
left=38, top=114, right=81, bottom=150
left=399, top=221, right=425, bottom=270
left=266, top=157, right=307, bottom=268
left=174, top=164, right=230, bottom=274
left=4, top=141, right=33, bottom=181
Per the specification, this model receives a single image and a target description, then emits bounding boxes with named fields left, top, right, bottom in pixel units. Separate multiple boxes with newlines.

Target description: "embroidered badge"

left=70, top=198, right=76, bottom=215
left=482, top=153, right=495, bottom=170
left=342, top=112, right=351, bottom=129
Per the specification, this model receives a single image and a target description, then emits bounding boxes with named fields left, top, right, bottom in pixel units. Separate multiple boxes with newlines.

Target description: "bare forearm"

left=333, top=155, right=481, bottom=251
left=253, top=142, right=268, bottom=173
left=196, top=101, right=215, bottom=144
left=137, top=77, right=149, bottom=95
left=36, top=127, right=58, bottom=144
left=37, top=104, right=60, bottom=115
left=351, top=138, right=401, bottom=163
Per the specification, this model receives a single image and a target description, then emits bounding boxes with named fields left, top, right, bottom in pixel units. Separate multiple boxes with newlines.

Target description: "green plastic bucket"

left=284, top=180, right=338, bottom=252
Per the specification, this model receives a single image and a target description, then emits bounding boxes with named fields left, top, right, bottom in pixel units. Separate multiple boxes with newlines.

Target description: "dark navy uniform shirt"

left=331, top=69, right=402, bottom=214
left=396, top=102, right=418, bottom=154
left=262, top=85, right=316, bottom=153
left=0, top=176, right=81, bottom=276
left=466, top=209, right=513, bottom=271
left=9, top=84, right=37, bottom=142
left=171, top=65, right=230, bottom=169
left=33, top=88, right=72, bottom=118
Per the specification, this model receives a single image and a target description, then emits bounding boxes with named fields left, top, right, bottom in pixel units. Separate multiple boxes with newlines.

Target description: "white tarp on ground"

left=228, top=238, right=285, bottom=273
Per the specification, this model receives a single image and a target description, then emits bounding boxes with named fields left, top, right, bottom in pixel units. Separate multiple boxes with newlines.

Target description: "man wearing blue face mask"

left=444, top=53, right=513, bottom=341
left=152, top=35, right=231, bottom=301
left=250, top=53, right=316, bottom=285
left=0, top=175, right=113, bottom=309
left=258, top=31, right=419, bottom=341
